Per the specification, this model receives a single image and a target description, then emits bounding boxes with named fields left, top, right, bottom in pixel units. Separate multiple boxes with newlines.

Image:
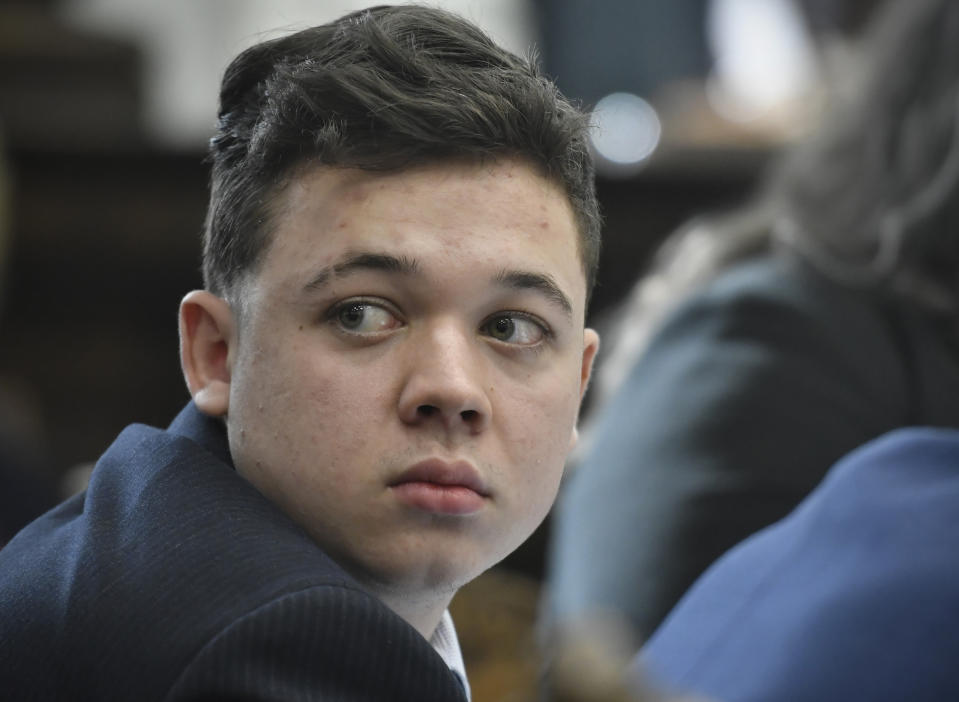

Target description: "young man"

left=0, top=5, right=599, bottom=701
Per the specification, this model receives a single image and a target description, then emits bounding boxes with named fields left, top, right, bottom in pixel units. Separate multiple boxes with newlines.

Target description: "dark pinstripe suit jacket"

left=0, top=402, right=467, bottom=701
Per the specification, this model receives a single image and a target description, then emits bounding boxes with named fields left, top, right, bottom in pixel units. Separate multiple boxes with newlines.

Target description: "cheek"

left=502, top=377, right=581, bottom=498
left=277, top=345, right=400, bottom=471
left=229, top=337, right=333, bottom=458
left=513, top=366, right=581, bottom=442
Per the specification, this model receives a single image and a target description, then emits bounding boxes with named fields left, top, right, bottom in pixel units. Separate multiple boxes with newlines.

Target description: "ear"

left=569, top=328, right=600, bottom=451
left=179, top=290, right=235, bottom=417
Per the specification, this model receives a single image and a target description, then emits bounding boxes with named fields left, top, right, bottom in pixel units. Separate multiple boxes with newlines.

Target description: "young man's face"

left=189, top=158, right=597, bottom=598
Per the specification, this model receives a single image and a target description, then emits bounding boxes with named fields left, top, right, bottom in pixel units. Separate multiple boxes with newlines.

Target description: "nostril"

left=410, top=404, right=483, bottom=425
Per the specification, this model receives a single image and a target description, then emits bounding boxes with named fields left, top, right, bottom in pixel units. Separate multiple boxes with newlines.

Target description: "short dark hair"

left=203, top=4, right=600, bottom=306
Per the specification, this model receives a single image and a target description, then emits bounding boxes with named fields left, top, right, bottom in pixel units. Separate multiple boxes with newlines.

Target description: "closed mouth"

left=389, top=458, right=489, bottom=497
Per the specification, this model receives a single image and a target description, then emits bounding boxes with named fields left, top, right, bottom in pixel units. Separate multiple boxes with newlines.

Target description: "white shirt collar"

left=429, top=609, right=471, bottom=700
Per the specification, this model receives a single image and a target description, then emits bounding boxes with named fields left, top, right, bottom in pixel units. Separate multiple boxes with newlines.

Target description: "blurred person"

left=638, top=425, right=959, bottom=701
left=546, top=0, right=959, bottom=641
left=0, top=6, right=600, bottom=700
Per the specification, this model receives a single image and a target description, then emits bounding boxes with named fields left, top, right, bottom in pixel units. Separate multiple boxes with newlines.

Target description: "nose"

left=397, top=322, right=492, bottom=435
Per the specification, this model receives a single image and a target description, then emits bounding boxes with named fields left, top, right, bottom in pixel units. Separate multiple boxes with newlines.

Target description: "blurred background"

left=0, top=0, right=876, bottom=697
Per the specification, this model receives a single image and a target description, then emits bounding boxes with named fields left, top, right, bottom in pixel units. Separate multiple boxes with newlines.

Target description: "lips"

left=389, top=459, right=489, bottom=515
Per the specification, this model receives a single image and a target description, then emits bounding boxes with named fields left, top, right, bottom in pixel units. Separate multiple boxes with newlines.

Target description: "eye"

left=481, top=313, right=547, bottom=346
left=329, top=300, right=402, bottom=335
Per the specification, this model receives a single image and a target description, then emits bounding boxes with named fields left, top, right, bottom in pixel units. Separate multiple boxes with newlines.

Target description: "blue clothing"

left=547, top=254, right=959, bottom=637
left=638, top=427, right=959, bottom=702
left=0, top=402, right=467, bottom=702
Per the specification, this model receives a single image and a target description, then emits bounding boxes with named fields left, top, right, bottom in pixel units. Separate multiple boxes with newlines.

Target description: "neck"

left=369, top=584, right=456, bottom=640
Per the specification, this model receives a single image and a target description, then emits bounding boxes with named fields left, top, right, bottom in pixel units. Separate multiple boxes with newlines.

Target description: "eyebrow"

left=303, top=252, right=420, bottom=291
left=494, top=269, right=573, bottom=319
left=302, top=251, right=574, bottom=319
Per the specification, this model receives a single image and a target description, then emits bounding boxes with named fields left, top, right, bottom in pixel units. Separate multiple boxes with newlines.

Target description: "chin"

left=368, top=547, right=495, bottom=595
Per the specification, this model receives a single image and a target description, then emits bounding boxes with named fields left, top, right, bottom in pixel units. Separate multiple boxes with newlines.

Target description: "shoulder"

left=858, top=424, right=959, bottom=456
left=590, top=255, right=908, bottom=451
left=813, top=425, right=959, bottom=508
left=0, top=405, right=466, bottom=701
left=623, top=254, right=908, bottom=416
left=663, top=254, right=885, bottom=344
left=574, top=252, right=915, bottom=510
left=639, top=427, right=959, bottom=701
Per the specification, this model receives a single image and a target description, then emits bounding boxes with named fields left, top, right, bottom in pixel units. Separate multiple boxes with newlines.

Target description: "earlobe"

left=179, top=290, right=235, bottom=417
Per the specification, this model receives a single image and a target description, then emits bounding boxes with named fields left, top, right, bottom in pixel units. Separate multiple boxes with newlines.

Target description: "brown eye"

left=489, top=317, right=515, bottom=341
left=482, top=314, right=546, bottom=345
left=332, top=302, right=401, bottom=334
left=338, top=304, right=367, bottom=329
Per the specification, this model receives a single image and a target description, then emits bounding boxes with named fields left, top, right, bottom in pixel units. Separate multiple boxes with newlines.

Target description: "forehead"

left=260, top=159, right=587, bottom=311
